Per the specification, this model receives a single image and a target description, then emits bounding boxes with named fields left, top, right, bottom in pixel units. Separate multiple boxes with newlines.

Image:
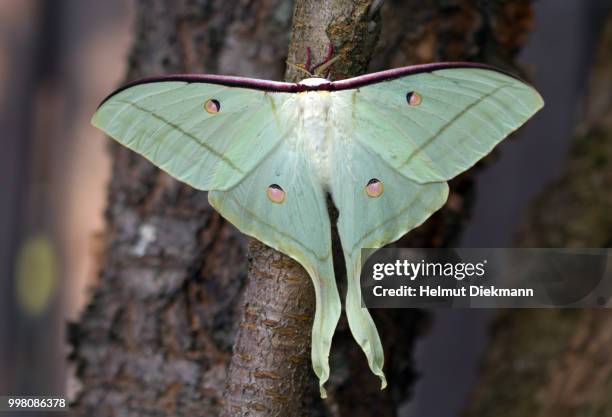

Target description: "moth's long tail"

left=307, top=263, right=342, bottom=398
left=344, top=253, right=387, bottom=389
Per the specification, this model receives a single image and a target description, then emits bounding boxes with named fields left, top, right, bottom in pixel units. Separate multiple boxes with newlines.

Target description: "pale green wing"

left=327, top=67, right=542, bottom=387
left=328, top=128, right=449, bottom=387
left=208, top=141, right=341, bottom=398
left=92, top=81, right=341, bottom=396
left=92, top=81, right=292, bottom=191
left=338, top=67, right=544, bottom=183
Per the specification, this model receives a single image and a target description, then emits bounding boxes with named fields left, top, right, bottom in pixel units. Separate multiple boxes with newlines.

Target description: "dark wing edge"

left=97, top=74, right=300, bottom=107
left=97, top=62, right=535, bottom=107
left=329, top=62, right=532, bottom=91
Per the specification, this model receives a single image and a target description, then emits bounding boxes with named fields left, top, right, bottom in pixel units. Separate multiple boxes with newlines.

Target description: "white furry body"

left=285, top=78, right=353, bottom=188
left=295, top=91, right=333, bottom=187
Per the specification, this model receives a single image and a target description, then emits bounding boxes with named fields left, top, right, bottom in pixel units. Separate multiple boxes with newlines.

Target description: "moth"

left=92, top=62, right=543, bottom=397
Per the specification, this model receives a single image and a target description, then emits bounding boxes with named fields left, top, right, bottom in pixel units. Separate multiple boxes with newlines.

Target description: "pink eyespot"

left=267, top=184, right=286, bottom=204
left=406, top=91, right=422, bottom=106
left=204, top=99, right=221, bottom=114
left=365, top=179, right=384, bottom=198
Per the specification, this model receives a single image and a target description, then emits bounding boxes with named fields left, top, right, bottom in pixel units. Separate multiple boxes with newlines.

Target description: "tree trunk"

left=69, top=1, right=537, bottom=416
left=462, top=10, right=612, bottom=417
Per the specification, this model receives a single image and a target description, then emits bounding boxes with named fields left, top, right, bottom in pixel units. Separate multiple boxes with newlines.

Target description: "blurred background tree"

left=463, top=10, right=612, bottom=417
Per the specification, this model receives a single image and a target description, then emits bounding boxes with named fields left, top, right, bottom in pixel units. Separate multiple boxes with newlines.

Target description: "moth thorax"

left=299, top=92, right=332, bottom=186
left=298, top=77, right=331, bottom=88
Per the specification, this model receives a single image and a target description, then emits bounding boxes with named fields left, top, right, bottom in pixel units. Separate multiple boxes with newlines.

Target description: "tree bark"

left=69, top=1, right=537, bottom=416
left=462, top=10, right=612, bottom=417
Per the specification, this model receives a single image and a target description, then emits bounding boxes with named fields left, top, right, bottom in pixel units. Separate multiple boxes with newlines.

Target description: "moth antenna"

left=286, top=60, right=313, bottom=77
left=324, top=64, right=333, bottom=79
left=311, top=44, right=335, bottom=75
left=314, top=55, right=341, bottom=77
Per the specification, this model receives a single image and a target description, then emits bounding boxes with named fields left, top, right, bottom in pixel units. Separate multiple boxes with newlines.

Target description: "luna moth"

left=91, top=62, right=543, bottom=397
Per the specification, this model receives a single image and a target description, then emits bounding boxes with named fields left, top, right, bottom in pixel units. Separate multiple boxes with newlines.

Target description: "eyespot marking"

left=365, top=179, right=384, bottom=198
left=406, top=91, right=422, bottom=106
left=204, top=99, right=221, bottom=114
left=267, top=184, right=286, bottom=204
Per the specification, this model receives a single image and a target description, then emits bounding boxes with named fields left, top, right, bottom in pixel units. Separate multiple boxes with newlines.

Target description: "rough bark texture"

left=220, top=240, right=317, bottom=417
left=284, top=0, right=382, bottom=82
left=462, top=11, right=612, bottom=417
left=69, top=1, right=537, bottom=416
